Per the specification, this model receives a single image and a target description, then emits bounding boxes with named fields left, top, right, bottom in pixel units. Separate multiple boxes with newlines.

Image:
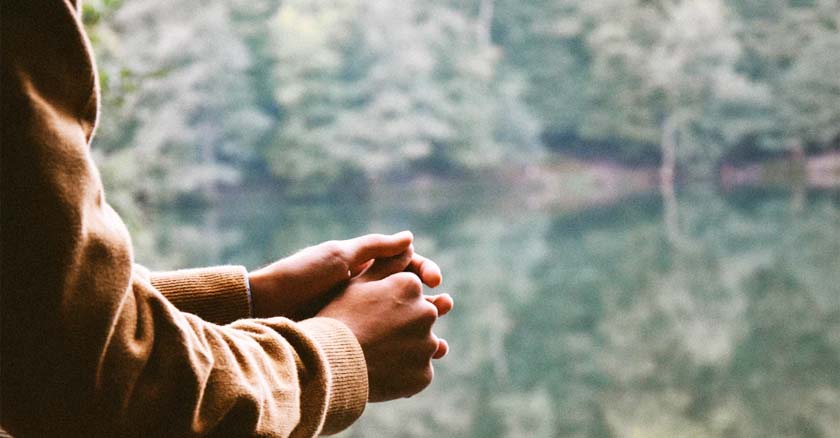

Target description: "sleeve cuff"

left=297, top=317, right=369, bottom=435
left=150, top=266, right=252, bottom=324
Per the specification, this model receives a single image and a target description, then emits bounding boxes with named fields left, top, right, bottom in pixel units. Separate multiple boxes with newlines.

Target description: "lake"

left=139, top=184, right=840, bottom=437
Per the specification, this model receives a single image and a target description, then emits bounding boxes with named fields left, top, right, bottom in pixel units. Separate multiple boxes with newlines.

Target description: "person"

left=0, top=1, right=454, bottom=437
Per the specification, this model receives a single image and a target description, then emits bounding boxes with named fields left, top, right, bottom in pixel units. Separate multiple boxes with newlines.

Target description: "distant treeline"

left=83, top=0, right=840, bottom=204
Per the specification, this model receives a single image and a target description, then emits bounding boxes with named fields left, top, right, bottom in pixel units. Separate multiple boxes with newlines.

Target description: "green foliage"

left=734, top=0, right=840, bottom=151
left=85, top=0, right=273, bottom=258
left=780, top=29, right=840, bottom=146
left=98, top=0, right=270, bottom=193
left=266, top=0, right=541, bottom=193
left=84, top=0, right=840, bottom=202
left=494, top=0, right=589, bottom=135
left=75, top=3, right=840, bottom=434
left=138, top=185, right=840, bottom=437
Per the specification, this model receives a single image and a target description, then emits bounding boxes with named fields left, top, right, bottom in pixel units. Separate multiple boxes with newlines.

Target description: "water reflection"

left=137, top=187, right=840, bottom=437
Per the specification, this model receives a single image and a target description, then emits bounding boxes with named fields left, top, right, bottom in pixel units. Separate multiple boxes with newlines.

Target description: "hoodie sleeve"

left=138, top=265, right=254, bottom=324
left=0, top=2, right=368, bottom=437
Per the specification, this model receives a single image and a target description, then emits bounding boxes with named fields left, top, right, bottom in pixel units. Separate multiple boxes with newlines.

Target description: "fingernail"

left=395, top=230, right=413, bottom=239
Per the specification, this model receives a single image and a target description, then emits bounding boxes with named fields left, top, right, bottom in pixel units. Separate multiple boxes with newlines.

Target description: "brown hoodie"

left=1, top=1, right=368, bottom=436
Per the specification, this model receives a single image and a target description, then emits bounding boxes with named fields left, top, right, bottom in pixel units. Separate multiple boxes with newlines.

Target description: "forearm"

left=4, top=265, right=367, bottom=437
left=100, top=279, right=367, bottom=437
left=1, top=3, right=367, bottom=435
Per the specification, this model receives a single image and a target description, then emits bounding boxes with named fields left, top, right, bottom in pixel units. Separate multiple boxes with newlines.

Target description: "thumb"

left=341, top=231, right=413, bottom=269
left=359, top=245, right=414, bottom=282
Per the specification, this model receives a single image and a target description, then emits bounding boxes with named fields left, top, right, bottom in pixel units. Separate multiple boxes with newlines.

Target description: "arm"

left=1, top=3, right=364, bottom=436
left=142, top=231, right=439, bottom=324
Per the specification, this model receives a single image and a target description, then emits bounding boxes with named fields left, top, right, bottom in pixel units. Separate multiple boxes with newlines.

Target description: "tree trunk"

left=787, top=137, right=806, bottom=212
left=477, top=0, right=495, bottom=46
left=660, top=114, right=685, bottom=248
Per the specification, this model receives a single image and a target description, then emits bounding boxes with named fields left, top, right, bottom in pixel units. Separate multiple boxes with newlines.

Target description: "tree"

left=87, top=0, right=271, bottom=209
left=84, top=0, right=272, bottom=261
left=266, top=0, right=541, bottom=195
left=493, top=0, right=590, bottom=137
left=779, top=25, right=840, bottom=149
left=731, top=0, right=840, bottom=152
left=583, top=0, right=772, bottom=180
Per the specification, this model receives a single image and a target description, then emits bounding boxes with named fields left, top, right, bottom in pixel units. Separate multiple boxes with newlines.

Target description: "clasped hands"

left=248, top=231, right=453, bottom=402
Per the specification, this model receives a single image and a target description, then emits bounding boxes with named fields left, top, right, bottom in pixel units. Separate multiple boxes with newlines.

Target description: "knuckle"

left=418, top=364, right=434, bottom=389
left=403, top=366, right=434, bottom=397
left=419, top=301, right=439, bottom=326
left=398, top=247, right=414, bottom=263
left=322, top=240, right=348, bottom=267
left=393, top=272, right=423, bottom=295
left=421, top=335, right=439, bottom=359
left=322, top=240, right=342, bottom=257
left=398, top=353, right=435, bottom=398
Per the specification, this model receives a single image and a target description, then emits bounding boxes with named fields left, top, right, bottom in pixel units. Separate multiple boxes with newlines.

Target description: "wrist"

left=249, top=262, right=301, bottom=318
left=247, top=267, right=274, bottom=317
left=244, top=271, right=255, bottom=317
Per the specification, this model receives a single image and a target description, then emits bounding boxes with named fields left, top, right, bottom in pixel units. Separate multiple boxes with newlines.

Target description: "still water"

left=142, top=185, right=840, bottom=437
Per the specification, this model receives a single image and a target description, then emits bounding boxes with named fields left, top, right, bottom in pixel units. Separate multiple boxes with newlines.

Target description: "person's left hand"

left=248, top=231, right=442, bottom=319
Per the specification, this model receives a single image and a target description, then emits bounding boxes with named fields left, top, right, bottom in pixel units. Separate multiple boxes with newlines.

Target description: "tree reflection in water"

left=137, top=187, right=840, bottom=438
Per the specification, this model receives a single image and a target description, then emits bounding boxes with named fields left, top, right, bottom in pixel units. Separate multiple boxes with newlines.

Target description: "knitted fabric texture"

left=0, top=1, right=368, bottom=436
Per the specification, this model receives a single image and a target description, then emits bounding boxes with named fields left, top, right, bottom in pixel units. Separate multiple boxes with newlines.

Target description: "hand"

left=248, top=231, right=442, bottom=319
left=317, top=254, right=454, bottom=402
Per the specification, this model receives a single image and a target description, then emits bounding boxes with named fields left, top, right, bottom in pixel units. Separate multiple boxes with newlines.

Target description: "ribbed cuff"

left=297, top=317, right=369, bottom=435
left=150, top=266, right=252, bottom=325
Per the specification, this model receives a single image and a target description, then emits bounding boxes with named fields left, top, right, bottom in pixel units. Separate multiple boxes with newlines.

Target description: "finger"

left=341, top=231, right=413, bottom=267
left=349, top=259, right=374, bottom=277
left=386, top=272, right=424, bottom=299
left=406, top=253, right=442, bottom=288
left=433, top=338, right=449, bottom=359
left=425, top=293, right=453, bottom=317
left=360, top=246, right=414, bottom=282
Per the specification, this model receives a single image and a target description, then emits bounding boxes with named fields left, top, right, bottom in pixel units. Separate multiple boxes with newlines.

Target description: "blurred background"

left=83, top=0, right=840, bottom=436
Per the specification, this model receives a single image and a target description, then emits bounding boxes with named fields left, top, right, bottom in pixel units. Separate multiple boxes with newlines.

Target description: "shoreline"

left=720, top=151, right=840, bottom=189
left=219, top=152, right=840, bottom=213
left=519, top=151, right=840, bottom=210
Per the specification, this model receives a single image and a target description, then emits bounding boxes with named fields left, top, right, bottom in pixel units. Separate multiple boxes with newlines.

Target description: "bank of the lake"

left=365, top=151, right=840, bottom=214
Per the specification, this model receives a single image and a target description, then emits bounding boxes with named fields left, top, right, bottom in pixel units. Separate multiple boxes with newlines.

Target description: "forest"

left=79, top=2, right=840, bottom=436
left=83, top=0, right=839, bottom=210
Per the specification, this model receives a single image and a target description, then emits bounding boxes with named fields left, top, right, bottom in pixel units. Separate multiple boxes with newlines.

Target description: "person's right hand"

left=317, top=250, right=453, bottom=402
left=248, top=231, right=443, bottom=320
